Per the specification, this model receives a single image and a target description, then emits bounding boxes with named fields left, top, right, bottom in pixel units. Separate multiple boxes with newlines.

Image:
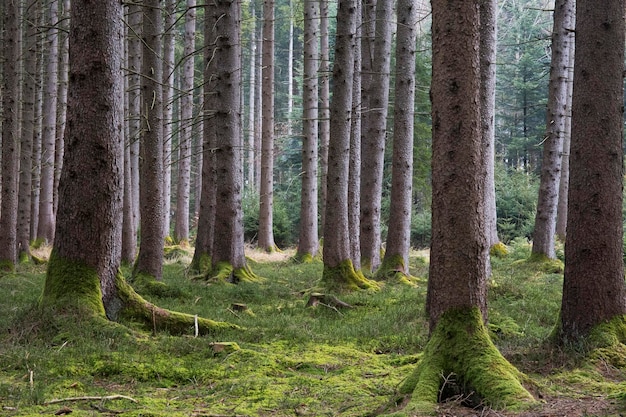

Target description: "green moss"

left=490, top=242, right=509, bottom=258
left=40, top=251, right=106, bottom=317
left=293, top=252, right=315, bottom=263
left=374, top=254, right=420, bottom=286
left=206, top=261, right=264, bottom=283
left=188, top=252, right=211, bottom=276
left=0, top=259, right=15, bottom=273
left=131, top=271, right=187, bottom=298
left=321, top=259, right=381, bottom=292
left=526, top=253, right=564, bottom=273
left=163, top=244, right=192, bottom=261
left=398, top=307, right=535, bottom=412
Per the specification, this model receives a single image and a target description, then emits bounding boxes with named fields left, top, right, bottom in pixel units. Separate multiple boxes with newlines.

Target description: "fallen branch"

left=45, top=395, right=138, bottom=405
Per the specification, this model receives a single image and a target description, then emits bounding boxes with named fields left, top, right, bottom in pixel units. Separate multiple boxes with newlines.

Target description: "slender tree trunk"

left=558, top=0, right=626, bottom=341
left=258, top=0, right=277, bottom=252
left=481, top=0, right=499, bottom=250
left=128, top=3, right=142, bottom=243
left=133, top=0, right=165, bottom=282
left=556, top=12, right=575, bottom=242
left=30, top=4, right=44, bottom=242
left=532, top=0, right=575, bottom=259
left=37, top=0, right=60, bottom=244
left=174, top=0, right=196, bottom=245
left=162, top=0, right=176, bottom=241
left=378, top=0, right=417, bottom=280
left=295, top=0, right=320, bottom=262
left=318, top=0, right=330, bottom=233
left=286, top=0, right=294, bottom=135
left=18, top=0, right=39, bottom=262
left=53, top=0, right=70, bottom=218
left=348, top=0, right=362, bottom=271
left=0, top=0, right=20, bottom=270
left=247, top=0, right=257, bottom=189
left=359, top=0, right=393, bottom=272
left=322, top=0, right=376, bottom=292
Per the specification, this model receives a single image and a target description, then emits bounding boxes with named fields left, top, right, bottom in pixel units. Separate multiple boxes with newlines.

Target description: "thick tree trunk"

left=37, top=0, right=60, bottom=244
left=133, top=0, right=165, bottom=282
left=0, top=0, right=20, bottom=270
left=396, top=1, right=534, bottom=412
left=205, top=0, right=259, bottom=282
left=174, top=0, right=196, bottom=245
left=359, top=0, right=393, bottom=273
left=322, top=0, right=376, bottom=292
left=295, top=0, right=320, bottom=262
left=558, top=0, right=626, bottom=341
left=532, top=0, right=575, bottom=259
left=377, top=0, right=417, bottom=282
left=258, top=0, right=277, bottom=252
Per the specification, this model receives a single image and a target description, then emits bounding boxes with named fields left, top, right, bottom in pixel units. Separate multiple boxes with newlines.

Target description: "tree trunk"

left=348, top=0, right=362, bottom=271
left=37, top=0, right=60, bottom=244
left=174, top=0, right=196, bottom=245
left=18, top=0, right=39, bottom=262
left=0, top=0, right=20, bottom=271
left=295, top=0, right=320, bottom=262
left=396, top=1, right=535, bottom=411
left=321, top=0, right=377, bottom=292
left=162, top=0, right=176, bottom=241
left=133, top=0, right=165, bottom=282
left=532, top=0, right=575, bottom=259
left=258, top=0, right=277, bottom=252
left=359, top=0, right=393, bottom=273
left=481, top=0, right=499, bottom=250
left=558, top=0, right=626, bottom=342
left=318, top=0, right=330, bottom=233
left=205, top=0, right=259, bottom=282
left=377, top=0, right=417, bottom=282
left=246, top=0, right=257, bottom=190
left=30, top=4, right=44, bottom=242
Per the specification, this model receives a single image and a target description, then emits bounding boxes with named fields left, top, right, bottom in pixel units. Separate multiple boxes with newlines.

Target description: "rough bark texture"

left=247, top=0, right=257, bottom=190
left=0, top=0, right=20, bottom=270
left=532, top=0, right=575, bottom=259
left=133, top=0, right=165, bottom=281
left=359, top=0, right=393, bottom=273
left=295, top=0, right=320, bottom=262
left=427, top=0, right=488, bottom=328
left=30, top=4, right=44, bottom=242
left=206, top=0, right=252, bottom=277
left=37, top=0, right=60, bottom=244
left=258, top=0, right=277, bottom=252
left=378, top=0, right=417, bottom=280
left=41, top=0, right=125, bottom=316
left=559, top=0, right=626, bottom=341
left=174, top=0, right=196, bottom=244
left=321, top=0, right=376, bottom=292
left=480, top=0, right=499, bottom=249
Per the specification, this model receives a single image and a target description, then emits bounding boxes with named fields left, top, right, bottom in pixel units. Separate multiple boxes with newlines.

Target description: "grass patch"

left=1, top=241, right=625, bottom=416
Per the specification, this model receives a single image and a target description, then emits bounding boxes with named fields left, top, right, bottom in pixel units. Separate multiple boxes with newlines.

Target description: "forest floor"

left=1, top=240, right=625, bottom=417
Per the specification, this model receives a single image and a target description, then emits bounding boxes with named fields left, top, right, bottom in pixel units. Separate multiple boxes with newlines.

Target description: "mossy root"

left=321, top=259, right=381, bottom=292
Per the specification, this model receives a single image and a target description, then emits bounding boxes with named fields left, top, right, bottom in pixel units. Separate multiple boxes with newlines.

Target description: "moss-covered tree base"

left=188, top=252, right=212, bottom=278
left=206, top=261, right=264, bottom=283
left=131, top=271, right=188, bottom=298
left=384, top=308, right=535, bottom=416
left=374, top=254, right=421, bottom=286
left=515, top=253, right=564, bottom=273
left=321, top=259, right=380, bottom=292
left=293, top=252, right=318, bottom=264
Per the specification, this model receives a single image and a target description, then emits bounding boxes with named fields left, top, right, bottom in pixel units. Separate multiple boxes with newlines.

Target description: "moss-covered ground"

left=1, top=240, right=625, bottom=416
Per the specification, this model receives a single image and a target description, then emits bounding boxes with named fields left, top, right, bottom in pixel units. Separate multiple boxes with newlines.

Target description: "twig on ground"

left=44, top=395, right=138, bottom=405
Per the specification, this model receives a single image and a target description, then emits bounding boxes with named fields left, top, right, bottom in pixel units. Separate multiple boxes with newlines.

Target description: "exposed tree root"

left=321, top=259, right=380, bottom=292
left=115, top=274, right=240, bottom=335
left=383, top=308, right=535, bottom=416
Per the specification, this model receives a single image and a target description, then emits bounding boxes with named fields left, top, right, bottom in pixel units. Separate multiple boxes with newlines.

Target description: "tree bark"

left=558, top=0, right=626, bottom=341
left=0, top=0, right=20, bottom=270
left=318, top=0, right=330, bottom=234
left=258, top=0, right=277, bottom=252
left=133, top=0, right=165, bottom=282
left=162, top=0, right=176, bottom=241
left=359, top=0, right=393, bottom=273
left=532, top=0, right=575, bottom=259
left=295, top=0, right=320, bottom=262
left=174, top=0, right=197, bottom=245
left=37, top=0, right=60, bottom=244
left=377, top=0, right=418, bottom=281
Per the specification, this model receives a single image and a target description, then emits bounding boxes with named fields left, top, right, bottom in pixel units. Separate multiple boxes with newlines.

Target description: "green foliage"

left=243, top=190, right=300, bottom=248
left=495, top=163, right=539, bottom=243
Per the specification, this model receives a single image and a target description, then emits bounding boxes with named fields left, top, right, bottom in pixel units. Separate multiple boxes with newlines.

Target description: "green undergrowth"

left=1, top=242, right=626, bottom=416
